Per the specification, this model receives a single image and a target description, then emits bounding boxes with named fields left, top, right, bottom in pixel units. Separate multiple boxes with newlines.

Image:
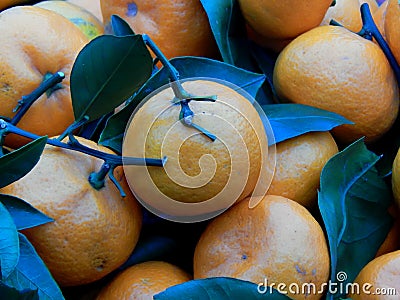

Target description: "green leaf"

left=250, top=43, right=279, bottom=103
left=154, top=277, right=291, bottom=300
left=110, top=14, right=135, bottom=36
left=169, top=57, right=265, bottom=98
left=0, top=137, right=47, bottom=189
left=200, top=0, right=277, bottom=105
left=4, top=233, right=64, bottom=300
left=0, top=194, right=53, bottom=230
left=70, top=34, right=153, bottom=122
left=200, top=0, right=256, bottom=71
left=0, top=201, right=19, bottom=280
left=0, top=282, right=39, bottom=300
left=250, top=43, right=278, bottom=87
left=77, top=113, right=112, bottom=142
left=318, top=138, right=392, bottom=299
left=99, top=56, right=266, bottom=152
left=262, top=104, right=353, bottom=144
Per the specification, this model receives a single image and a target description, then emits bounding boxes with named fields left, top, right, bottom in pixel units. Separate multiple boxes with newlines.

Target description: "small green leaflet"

left=0, top=194, right=53, bottom=230
left=262, top=104, right=352, bottom=144
left=199, top=0, right=278, bottom=105
left=318, top=138, right=392, bottom=299
left=250, top=44, right=279, bottom=101
left=153, top=277, right=291, bottom=300
left=0, top=137, right=47, bottom=189
left=200, top=0, right=257, bottom=71
left=70, top=34, right=153, bottom=122
left=110, top=14, right=135, bottom=36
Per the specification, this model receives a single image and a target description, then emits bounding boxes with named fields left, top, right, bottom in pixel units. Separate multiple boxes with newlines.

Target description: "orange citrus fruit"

left=0, top=136, right=142, bottom=286
left=0, top=6, right=88, bottom=148
left=391, top=148, right=400, bottom=207
left=273, top=25, right=399, bottom=143
left=384, top=0, right=400, bottom=64
left=237, top=0, right=333, bottom=41
left=67, top=0, right=103, bottom=22
left=100, top=0, right=218, bottom=60
left=349, top=250, right=400, bottom=299
left=193, top=195, right=330, bottom=300
left=96, top=261, right=191, bottom=299
left=34, top=0, right=104, bottom=40
left=320, top=0, right=378, bottom=32
left=123, top=79, right=271, bottom=220
left=267, top=131, right=338, bottom=208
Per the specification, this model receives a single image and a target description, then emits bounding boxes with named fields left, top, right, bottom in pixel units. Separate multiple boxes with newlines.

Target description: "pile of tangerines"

left=0, top=0, right=399, bottom=299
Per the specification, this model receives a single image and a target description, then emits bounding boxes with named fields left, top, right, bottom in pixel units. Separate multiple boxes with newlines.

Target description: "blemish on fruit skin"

left=1, top=83, right=11, bottom=92
left=312, top=269, right=316, bottom=276
left=295, top=265, right=306, bottom=275
left=94, top=257, right=107, bottom=272
left=126, top=2, right=138, bottom=17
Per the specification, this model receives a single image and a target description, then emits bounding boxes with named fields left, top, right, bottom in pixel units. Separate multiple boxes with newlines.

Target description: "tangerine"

left=0, top=6, right=88, bottom=148
left=273, top=25, right=399, bottom=143
left=0, top=137, right=142, bottom=286
left=193, top=195, right=330, bottom=300
left=100, top=0, right=218, bottom=60
left=97, top=261, right=191, bottom=299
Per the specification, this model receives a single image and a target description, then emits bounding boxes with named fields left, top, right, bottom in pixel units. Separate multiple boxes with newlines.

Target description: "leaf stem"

left=88, top=162, right=128, bottom=197
left=88, top=162, right=111, bottom=189
left=330, top=4, right=400, bottom=86
left=141, top=34, right=188, bottom=98
left=359, top=3, right=400, bottom=85
left=10, top=72, right=65, bottom=125
left=3, top=121, right=166, bottom=167
left=141, top=34, right=218, bottom=141
left=57, top=116, right=90, bottom=141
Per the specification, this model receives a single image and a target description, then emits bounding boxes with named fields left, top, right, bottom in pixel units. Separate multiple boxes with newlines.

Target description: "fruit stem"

left=10, top=72, right=65, bottom=125
left=88, top=162, right=128, bottom=196
left=330, top=4, right=400, bottom=85
left=57, top=116, right=90, bottom=141
left=2, top=120, right=166, bottom=167
left=141, top=35, right=188, bottom=97
left=88, top=162, right=110, bottom=190
left=359, top=3, right=400, bottom=85
left=108, top=165, right=127, bottom=197
left=141, top=34, right=217, bottom=141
